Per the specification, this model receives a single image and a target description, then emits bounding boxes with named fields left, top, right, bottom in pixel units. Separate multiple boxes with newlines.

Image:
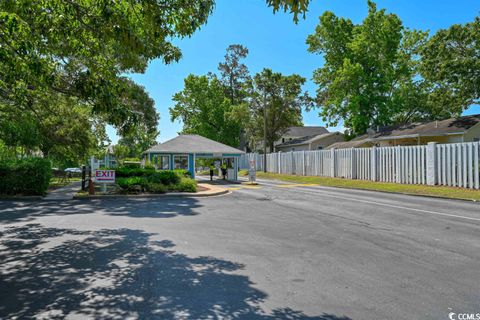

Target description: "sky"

left=111, top=0, right=480, bottom=144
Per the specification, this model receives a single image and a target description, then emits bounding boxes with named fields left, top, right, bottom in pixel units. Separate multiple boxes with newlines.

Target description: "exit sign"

left=94, top=170, right=115, bottom=183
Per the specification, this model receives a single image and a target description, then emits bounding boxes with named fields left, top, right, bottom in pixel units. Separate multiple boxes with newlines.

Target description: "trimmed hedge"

left=0, top=158, right=52, bottom=195
left=114, top=167, right=196, bottom=194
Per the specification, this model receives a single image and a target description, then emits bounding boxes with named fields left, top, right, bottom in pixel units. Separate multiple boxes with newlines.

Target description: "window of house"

left=317, top=146, right=323, bottom=150
left=152, top=155, right=170, bottom=170
left=474, top=138, right=479, bottom=142
left=174, top=155, right=189, bottom=170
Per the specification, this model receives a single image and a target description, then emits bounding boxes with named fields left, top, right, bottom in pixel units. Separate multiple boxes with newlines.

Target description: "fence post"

left=371, top=146, right=377, bottom=181
left=426, top=142, right=437, bottom=185
left=330, top=148, right=336, bottom=177
left=395, top=146, right=401, bottom=183
left=350, top=148, right=357, bottom=179
left=291, top=151, right=294, bottom=175
left=302, top=150, right=306, bottom=176
left=278, top=152, right=281, bottom=174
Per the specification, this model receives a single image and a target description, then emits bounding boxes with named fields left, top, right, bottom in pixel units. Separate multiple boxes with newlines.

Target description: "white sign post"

left=248, top=160, right=256, bottom=183
left=95, top=170, right=115, bottom=193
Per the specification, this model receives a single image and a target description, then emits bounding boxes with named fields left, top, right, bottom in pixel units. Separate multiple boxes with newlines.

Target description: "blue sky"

left=114, top=0, right=480, bottom=143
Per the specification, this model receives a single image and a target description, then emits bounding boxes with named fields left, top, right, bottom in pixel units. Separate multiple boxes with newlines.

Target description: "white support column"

left=426, top=142, right=437, bottom=185
left=371, top=146, right=377, bottom=181
left=330, top=148, right=336, bottom=177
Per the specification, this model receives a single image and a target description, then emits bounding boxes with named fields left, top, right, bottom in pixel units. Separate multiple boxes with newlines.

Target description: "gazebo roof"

left=144, top=134, right=245, bottom=155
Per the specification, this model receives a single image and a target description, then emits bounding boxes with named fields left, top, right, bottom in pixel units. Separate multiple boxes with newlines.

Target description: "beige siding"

left=464, top=122, right=480, bottom=142
left=310, top=133, right=344, bottom=150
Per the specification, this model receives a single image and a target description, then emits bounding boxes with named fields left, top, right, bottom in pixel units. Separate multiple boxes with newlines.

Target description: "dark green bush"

left=149, top=171, right=181, bottom=185
left=170, top=178, right=197, bottom=192
left=174, top=169, right=192, bottom=178
left=145, top=182, right=167, bottom=194
left=115, top=167, right=155, bottom=178
left=0, top=158, right=52, bottom=195
left=116, top=176, right=148, bottom=193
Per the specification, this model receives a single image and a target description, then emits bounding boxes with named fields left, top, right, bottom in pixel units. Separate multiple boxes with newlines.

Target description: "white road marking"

left=248, top=179, right=480, bottom=223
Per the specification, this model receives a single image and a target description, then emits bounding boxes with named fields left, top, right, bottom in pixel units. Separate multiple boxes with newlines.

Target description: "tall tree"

left=244, top=68, right=306, bottom=153
left=218, top=44, right=250, bottom=104
left=170, top=74, right=241, bottom=147
left=218, top=44, right=250, bottom=150
left=306, top=1, right=460, bottom=138
left=421, top=16, right=480, bottom=107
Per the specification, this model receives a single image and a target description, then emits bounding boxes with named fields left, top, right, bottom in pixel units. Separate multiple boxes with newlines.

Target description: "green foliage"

left=170, top=74, right=242, bottom=147
left=116, top=176, right=148, bottom=193
left=170, top=178, right=197, bottom=193
left=421, top=16, right=480, bottom=107
left=0, top=158, right=52, bottom=195
left=306, top=1, right=465, bottom=138
left=115, top=168, right=194, bottom=193
left=115, top=167, right=155, bottom=177
left=145, top=182, right=167, bottom=194
left=242, top=68, right=307, bottom=151
left=266, top=0, right=311, bottom=23
left=149, top=171, right=182, bottom=185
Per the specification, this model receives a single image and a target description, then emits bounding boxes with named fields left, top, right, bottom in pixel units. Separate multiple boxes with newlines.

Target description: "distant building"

left=328, top=114, right=480, bottom=149
left=256, top=126, right=331, bottom=152
left=275, top=132, right=345, bottom=152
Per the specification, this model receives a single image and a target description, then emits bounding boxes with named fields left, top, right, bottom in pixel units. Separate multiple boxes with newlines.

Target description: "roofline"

left=276, top=132, right=340, bottom=148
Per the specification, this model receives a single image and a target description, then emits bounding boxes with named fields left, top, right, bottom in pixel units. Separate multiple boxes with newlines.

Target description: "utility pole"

left=263, top=92, right=267, bottom=173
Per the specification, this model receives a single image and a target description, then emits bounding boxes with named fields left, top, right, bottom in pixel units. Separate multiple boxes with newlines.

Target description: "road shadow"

left=0, top=224, right=352, bottom=320
left=0, top=197, right=203, bottom=224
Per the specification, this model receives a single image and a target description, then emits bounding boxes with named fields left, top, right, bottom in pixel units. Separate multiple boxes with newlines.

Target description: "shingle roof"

left=144, top=134, right=245, bottom=154
left=276, top=132, right=339, bottom=147
left=327, top=114, right=480, bottom=149
left=284, top=126, right=329, bottom=137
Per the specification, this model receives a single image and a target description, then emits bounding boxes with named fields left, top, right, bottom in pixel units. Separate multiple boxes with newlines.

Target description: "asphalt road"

left=0, top=179, right=479, bottom=320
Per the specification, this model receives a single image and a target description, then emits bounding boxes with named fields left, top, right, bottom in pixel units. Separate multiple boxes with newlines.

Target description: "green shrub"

left=116, top=167, right=155, bottom=178
left=170, top=178, right=197, bottom=193
left=145, top=182, right=167, bottom=194
left=116, top=176, right=148, bottom=193
left=149, top=170, right=181, bottom=185
left=174, top=169, right=192, bottom=178
left=0, top=158, right=52, bottom=195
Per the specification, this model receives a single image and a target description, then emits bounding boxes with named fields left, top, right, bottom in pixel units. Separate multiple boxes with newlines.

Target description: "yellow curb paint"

left=276, top=184, right=318, bottom=188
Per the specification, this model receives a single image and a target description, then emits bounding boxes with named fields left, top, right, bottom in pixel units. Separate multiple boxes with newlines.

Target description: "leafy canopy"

left=170, top=74, right=242, bottom=147
left=243, top=68, right=307, bottom=151
left=306, top=1, right=465, bottom=138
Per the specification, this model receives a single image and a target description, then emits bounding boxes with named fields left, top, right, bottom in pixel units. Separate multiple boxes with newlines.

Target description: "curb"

left=0, top=196, right=44, bottom=201
left=72, top=189, right=230, bottom=200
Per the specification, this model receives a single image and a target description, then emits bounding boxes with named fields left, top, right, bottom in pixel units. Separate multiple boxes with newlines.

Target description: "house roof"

left=284, top=126, right=329, bottom=137
left=327, top=114, right=480, bottom=149
left=144, top=134, right=245, bottom=155
left=276, top=132, right=340, bottom=148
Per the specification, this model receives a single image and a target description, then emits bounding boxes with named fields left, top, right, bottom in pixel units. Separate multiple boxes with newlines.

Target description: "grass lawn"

left=239, top=170, right=480, bottom=201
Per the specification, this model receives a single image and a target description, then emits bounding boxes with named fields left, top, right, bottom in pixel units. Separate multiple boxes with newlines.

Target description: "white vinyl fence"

left=239, top=141, right=480, bottom=189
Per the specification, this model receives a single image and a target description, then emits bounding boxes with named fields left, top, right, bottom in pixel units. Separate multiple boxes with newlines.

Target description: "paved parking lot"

left=0, top=180, right=479, bottom=319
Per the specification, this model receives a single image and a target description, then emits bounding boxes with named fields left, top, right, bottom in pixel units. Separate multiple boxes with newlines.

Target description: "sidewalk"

left=45, top=181, right=82, bottom=200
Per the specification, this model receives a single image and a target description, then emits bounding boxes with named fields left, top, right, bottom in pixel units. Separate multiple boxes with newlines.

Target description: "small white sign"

left=94, top=170, right=115, bottom=183
left=248, top=168, right=256, bottom=182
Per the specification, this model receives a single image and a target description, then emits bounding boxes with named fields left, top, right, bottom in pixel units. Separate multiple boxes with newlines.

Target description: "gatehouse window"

left=174, top=155, right=189, bottom=170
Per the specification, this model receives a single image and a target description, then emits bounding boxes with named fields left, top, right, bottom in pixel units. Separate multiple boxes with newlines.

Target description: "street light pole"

left=263, top=92, right=267, bottom=173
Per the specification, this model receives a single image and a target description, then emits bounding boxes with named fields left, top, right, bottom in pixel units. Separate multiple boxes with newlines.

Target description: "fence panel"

left=241, top=141, right=479, bottom=189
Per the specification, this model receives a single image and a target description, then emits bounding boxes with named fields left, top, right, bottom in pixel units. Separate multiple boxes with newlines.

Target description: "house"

left=276, top=126, right=329, bottom=145
left=143, top=134, right=244, bottom=180
left=328, top=114, right=480, bottom=149
left=275, top=132, right=345, bottom=152
left=255, top=126, right=330, bottom=152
